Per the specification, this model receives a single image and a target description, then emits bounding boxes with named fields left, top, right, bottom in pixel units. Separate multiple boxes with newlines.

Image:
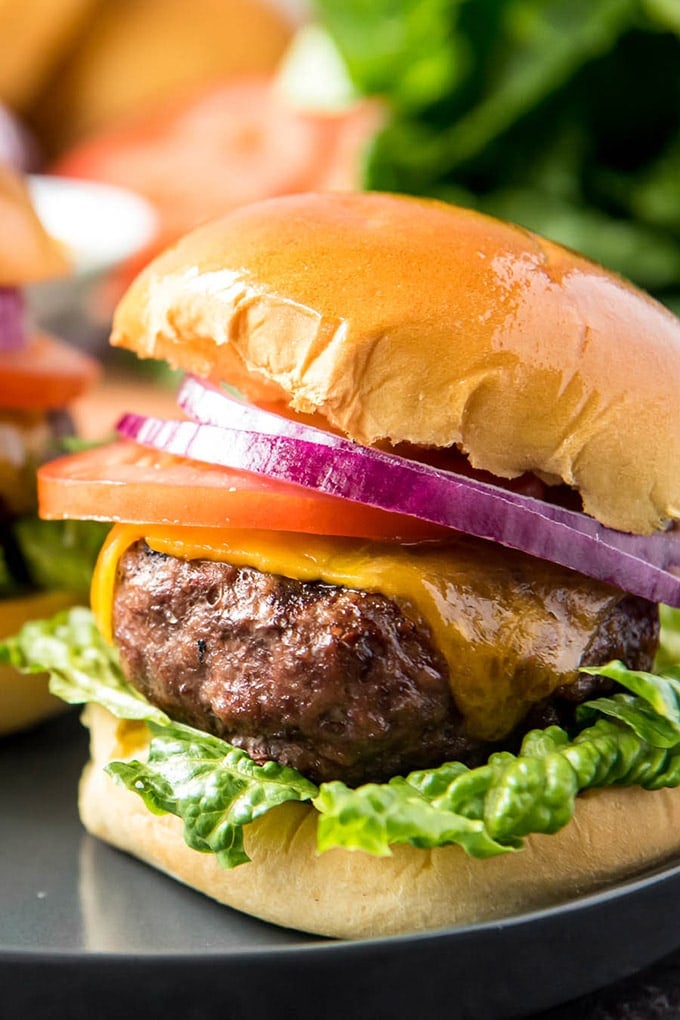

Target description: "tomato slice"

left=38, top=439, right=449, bottom=542
left=0, top=332, right=100, bottom=409
left=54, top=78, right=330, bottom=254
left=54, top=78, right=379, bottom=244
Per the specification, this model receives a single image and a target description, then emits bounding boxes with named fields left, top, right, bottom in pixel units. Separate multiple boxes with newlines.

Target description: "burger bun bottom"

left=79, top=704, right=680, bottom=940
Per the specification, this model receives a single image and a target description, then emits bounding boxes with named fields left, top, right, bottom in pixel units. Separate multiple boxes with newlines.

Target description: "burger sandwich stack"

left=3, top=191, right=680, bottom=938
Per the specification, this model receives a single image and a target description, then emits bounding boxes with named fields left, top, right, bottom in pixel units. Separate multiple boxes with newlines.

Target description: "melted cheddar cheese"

left=92, top=523, right=624, bottom=741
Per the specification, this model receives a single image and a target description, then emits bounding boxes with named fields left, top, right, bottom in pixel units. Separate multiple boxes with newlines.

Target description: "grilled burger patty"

left=112, top=541, right=659, bottom=785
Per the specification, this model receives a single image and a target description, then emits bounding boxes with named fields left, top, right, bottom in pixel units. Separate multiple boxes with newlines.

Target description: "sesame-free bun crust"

left=80, top=704, right=680, bottom=940
left=111, top=192, right=680, bottom=535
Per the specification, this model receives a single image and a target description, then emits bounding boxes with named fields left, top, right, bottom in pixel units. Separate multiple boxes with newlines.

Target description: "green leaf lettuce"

left=2, top=605, right=680, bottom=867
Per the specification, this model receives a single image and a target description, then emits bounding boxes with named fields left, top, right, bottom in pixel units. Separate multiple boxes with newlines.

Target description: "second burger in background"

left=0, top=163, right=104, bottom=734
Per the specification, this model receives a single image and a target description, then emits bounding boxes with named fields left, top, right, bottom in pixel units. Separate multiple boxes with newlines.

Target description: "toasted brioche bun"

left=111, top=192, right=680, bottom=537
left=0, top=163, right=69, bottom=284
left=80, top=703, right=680, bottom=939
left=0, top=590, right=79, bottom=736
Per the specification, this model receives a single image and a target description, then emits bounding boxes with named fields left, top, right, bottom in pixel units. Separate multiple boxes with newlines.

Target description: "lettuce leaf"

left=108, top=724, right=317, bottom=867
left=13, top=518, right=110, bottom=595
left=0, top=606, right=167, bottom=722
left=658, top=605, right=680, bottom=671
left=2, top=606, right=680, bottom=866
left=0, top=608, right=316, bottom=867
left=1, top=517, right=109, bottom=599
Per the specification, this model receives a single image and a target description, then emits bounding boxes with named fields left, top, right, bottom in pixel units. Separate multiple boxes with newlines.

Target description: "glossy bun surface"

left=111, top=192, right=680, bottom=533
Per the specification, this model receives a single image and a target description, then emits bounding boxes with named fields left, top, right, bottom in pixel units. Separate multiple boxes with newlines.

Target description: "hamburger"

left=0, top=163, right=103, bottom=735
left=4, top=191, right=680, bottom=938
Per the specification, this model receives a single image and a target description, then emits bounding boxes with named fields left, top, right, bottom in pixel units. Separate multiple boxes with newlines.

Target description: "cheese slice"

left=91, top=523, right=625, bottom=741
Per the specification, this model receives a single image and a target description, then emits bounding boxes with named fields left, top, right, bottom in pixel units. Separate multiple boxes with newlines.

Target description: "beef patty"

left=112, top=541, right=659, bottom=785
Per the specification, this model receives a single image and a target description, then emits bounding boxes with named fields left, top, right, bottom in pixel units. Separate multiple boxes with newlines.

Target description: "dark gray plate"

left=3, top=710, right=680, bottom=1020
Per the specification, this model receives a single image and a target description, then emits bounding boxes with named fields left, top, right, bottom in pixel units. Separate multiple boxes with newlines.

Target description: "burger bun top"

left=111, top=191, right=680, bottom=536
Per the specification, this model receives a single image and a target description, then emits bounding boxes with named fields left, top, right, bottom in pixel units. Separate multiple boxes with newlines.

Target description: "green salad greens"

left=0, top=519, right=109, bottom=600
left=308, top=0, right=680, bottom=312
left=2, top=605, right=680, bottom=866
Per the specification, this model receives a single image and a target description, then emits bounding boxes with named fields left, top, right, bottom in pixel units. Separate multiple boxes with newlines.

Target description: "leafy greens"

left=1, top=517, right=109, bottom=600
left=308, top=0, right=680, bottom=311
left=2, top=605, right=680, bottom=866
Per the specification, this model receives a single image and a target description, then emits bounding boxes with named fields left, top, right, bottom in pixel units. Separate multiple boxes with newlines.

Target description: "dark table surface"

left=535, top=958, right=680, bottom=1018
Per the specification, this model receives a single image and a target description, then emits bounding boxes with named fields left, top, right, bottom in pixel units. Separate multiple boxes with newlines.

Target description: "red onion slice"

left=117, top=405, right=680, bottom=608
left=178, top=376, right=338, bottom=441
left=0, top=287, right=26, bottom=350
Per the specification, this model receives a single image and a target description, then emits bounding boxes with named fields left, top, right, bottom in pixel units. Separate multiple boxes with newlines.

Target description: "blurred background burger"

left=0, top=163, right=106, bottom=734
